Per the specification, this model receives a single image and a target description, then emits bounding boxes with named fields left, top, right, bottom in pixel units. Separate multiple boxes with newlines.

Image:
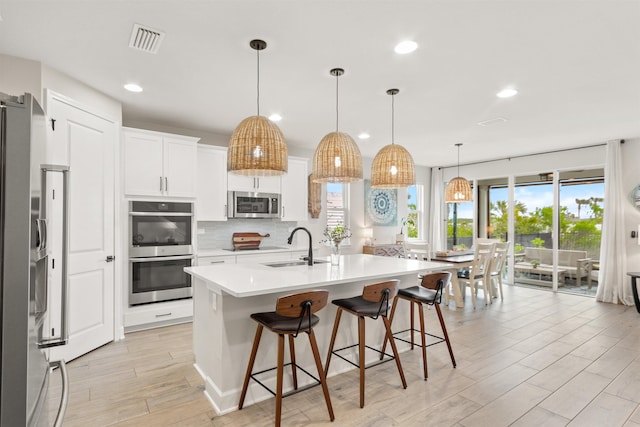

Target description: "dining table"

left=430, top=252, right=476, bottom=308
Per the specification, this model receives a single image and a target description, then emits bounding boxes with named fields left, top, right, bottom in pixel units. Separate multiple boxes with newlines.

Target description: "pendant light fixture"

left=444, top=143, right=473, bottom=202
left=312, top=68, right=362, bottom=183
left=371, top=89, right=415, bottom=188
left=228, top=39, right=287, bottom=176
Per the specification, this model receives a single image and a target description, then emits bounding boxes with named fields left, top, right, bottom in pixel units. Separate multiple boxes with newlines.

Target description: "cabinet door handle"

left=165, top=177, right=168, bottom=193
left=282, top=206, right=285, bottom=218
left=209, top=260, right=225, bottom=264
left=155, top=312, right=172, bottom=318
left=160, top=176, right=164, bottom=192
left=224, top=204, right=227, bottom=218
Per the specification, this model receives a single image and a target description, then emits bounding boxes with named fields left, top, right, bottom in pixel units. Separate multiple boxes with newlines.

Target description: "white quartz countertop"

left=185, top=254, right=453, bottom=297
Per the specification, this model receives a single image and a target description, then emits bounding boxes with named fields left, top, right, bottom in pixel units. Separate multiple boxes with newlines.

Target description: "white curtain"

left=596, top=140, right=633, bottom=305
left=430, top=167, right=445, bottom=251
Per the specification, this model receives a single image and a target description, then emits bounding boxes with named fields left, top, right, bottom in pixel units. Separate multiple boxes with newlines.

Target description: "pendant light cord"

left=391, top=92, right=395, bottom=145
left=256, top=48, right=260, bottom=116
left=335, top=72, right=339, bottom=132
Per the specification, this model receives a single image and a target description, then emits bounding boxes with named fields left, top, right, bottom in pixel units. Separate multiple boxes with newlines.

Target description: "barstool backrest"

left=420, top=271, right=452, bottom=304
left=362, top=280, right=399, bottom=303
left=276, top=290, right=329, bottom=318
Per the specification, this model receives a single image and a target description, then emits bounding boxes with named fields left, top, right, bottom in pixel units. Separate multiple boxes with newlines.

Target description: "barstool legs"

left=239, top=324, right=264, bottom=409
left=382, top=295, right=457, bottom=380
left=324, top=308, right=343, bottom=376
left=358, top=316, right=366, bottom=408
left=276, top=334, right=285, bottom=427
left=434, top=304, right=457, bottom=368
left=326, top=306, right=406, bottom=409
left=288, top=335, right=298, bottom=390
left=382, top=315, right=408, bottom=390
left=308, top=329, right=335, bottom=421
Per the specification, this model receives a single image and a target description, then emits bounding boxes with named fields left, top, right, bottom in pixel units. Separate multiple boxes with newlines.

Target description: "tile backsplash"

left=197, top=219, right=299, bottom=249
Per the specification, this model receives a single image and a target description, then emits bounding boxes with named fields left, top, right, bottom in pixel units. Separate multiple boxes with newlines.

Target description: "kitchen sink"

left=263, top=259, right=330, bottom=268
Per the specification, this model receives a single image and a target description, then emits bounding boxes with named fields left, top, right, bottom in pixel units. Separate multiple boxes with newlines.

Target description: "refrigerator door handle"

left=50, top=360, right=69, bottom=427
left=35, top=218, right=47, bottom=251
left=39, top=165, right=70, bottom=348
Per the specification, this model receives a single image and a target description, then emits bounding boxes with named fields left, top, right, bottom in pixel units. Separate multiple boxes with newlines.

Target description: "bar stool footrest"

left=392, top=328, right=446, bottom=348
left=331, top=343, right=397, bottom=370
left=249, top=362, right=322, bottom=399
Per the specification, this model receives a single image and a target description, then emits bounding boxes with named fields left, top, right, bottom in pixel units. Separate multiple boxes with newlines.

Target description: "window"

left=326, top=183, right=350, bottom=244
left=407, top=185, right=423, bottom=239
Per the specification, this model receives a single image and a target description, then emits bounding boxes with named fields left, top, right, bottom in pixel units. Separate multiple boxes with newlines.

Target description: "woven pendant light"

left=228, top=39, right=287, bottom=176
left=371, top=89, right=415, bottom=188
left=312, top=68, right=362, bottom=183
left=444, top=143, right=472, bottom=202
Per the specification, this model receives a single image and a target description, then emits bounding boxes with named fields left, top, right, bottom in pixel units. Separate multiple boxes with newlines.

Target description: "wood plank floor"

left=48, top=285, right=640, bottom=426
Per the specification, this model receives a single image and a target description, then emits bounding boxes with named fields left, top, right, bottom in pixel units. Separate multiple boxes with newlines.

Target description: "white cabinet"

left=197, top=255, right=235, bottom=265
left=124, top=127, right=199, bottom=197
left=197, top=145, right=227, bottom=221
left=281, top=157, right=308, bottom=221
left=124, top=299, right=193, bottom=331
left=227, top=173, right=281, bottom=193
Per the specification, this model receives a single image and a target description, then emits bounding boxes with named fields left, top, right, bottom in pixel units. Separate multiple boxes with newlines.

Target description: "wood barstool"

left=324, top=280, right=407, bottom=408
left=238, top=290, right=334, bottom=427
left=381, top=271, right=456, bottom=380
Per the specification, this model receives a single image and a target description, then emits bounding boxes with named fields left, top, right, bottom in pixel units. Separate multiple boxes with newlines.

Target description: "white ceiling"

left=1, top=0, right=639, bottom=168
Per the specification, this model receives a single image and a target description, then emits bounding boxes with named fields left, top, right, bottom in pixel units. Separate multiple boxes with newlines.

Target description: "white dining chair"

left=489, top=241, right=510, bottom=300
left=402, top=241, right=431, bottom=261
left=457, top=242, right=495, bottom=308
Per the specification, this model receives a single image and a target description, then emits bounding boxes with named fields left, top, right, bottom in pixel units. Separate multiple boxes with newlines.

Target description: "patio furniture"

left=513, top=248, right=592, bottom=288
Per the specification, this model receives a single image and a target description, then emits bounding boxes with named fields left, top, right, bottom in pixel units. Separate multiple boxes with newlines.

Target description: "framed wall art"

left=364, top=179, right=397, bottom=226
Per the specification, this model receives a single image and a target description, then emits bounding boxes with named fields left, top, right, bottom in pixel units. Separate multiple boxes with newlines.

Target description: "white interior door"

left=47, top=94, right=116, bottom=362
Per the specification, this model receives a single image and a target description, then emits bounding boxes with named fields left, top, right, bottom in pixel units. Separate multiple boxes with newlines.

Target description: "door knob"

left=106, top=255, right=115, bottom=262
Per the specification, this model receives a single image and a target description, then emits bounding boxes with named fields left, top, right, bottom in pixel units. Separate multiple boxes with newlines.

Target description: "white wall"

left=41, top=65, right=122, bottom=121
left=441, top=144, right=606, bottom=182
left=0, top=54, right=42, bottom=101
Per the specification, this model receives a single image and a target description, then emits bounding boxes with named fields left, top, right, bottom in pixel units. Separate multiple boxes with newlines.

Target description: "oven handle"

left=129, top=255, right=195, bottom=263
left=129, top=211, right=193, bottom=217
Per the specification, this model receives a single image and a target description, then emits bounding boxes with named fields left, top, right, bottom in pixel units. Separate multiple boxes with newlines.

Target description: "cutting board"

left=232, top=232, right=271, bottom=250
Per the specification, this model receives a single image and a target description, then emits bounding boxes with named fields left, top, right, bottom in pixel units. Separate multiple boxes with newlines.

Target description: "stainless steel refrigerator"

left=1, top=92, right=69, bottom=426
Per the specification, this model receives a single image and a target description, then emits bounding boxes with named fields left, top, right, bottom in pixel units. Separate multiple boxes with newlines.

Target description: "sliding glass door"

left=479, top=169, right=603, bottom=296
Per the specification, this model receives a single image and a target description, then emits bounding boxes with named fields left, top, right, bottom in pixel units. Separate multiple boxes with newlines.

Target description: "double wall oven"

left=128, top=201, right=194, bottom=305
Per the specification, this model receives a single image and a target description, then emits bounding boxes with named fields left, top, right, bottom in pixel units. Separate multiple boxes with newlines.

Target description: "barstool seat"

left=251, top=311, right=319, bottom=332
left=238, top=290, right=334, bottom=427
left=325, top=280, right=407, bottom=408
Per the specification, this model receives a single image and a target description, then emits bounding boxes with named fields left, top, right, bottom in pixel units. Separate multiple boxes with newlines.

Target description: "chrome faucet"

left=287, top=227, right=313, bottom=266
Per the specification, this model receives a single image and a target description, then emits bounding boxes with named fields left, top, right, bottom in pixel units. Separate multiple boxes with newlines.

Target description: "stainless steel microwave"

left=227, top=191, right=281, bottom=219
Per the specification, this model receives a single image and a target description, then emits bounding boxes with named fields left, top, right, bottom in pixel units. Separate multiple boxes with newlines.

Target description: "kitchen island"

left=185, top=254, right=452, bottom=415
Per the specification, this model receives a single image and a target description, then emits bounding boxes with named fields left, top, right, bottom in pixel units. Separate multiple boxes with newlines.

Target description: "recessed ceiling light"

left=496, top=88, right=518, bottom=98
left=358, top=133, right=370, bottom=140
left=394, top=40, right=418, bottom=54
left=124, top=83, right=143, bottom=93
left=268, top=114, right=282, bottom=122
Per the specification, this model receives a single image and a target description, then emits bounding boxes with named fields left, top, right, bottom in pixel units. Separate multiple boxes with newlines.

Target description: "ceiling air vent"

left=128, top=23, right=165, bottom=54
left=477, top=117, right=508, bottom=127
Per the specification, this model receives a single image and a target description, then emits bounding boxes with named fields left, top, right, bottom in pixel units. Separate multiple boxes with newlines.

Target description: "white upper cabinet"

left=280, top=157, right=308, bottom=221
left=197, top=145, right=227, bottom=221
left=227, top=174, right=281, bottom=194
left=124, top=128, right=199, bottom=197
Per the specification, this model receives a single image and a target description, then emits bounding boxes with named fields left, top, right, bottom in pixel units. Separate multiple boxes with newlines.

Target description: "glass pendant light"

left=444, top=143, right=473, bottom=202
left=371, top=89, right=415, bottom=188
left=228, top=39, right=288, bottom=176
left=312, top=68, right=363, bottom=183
